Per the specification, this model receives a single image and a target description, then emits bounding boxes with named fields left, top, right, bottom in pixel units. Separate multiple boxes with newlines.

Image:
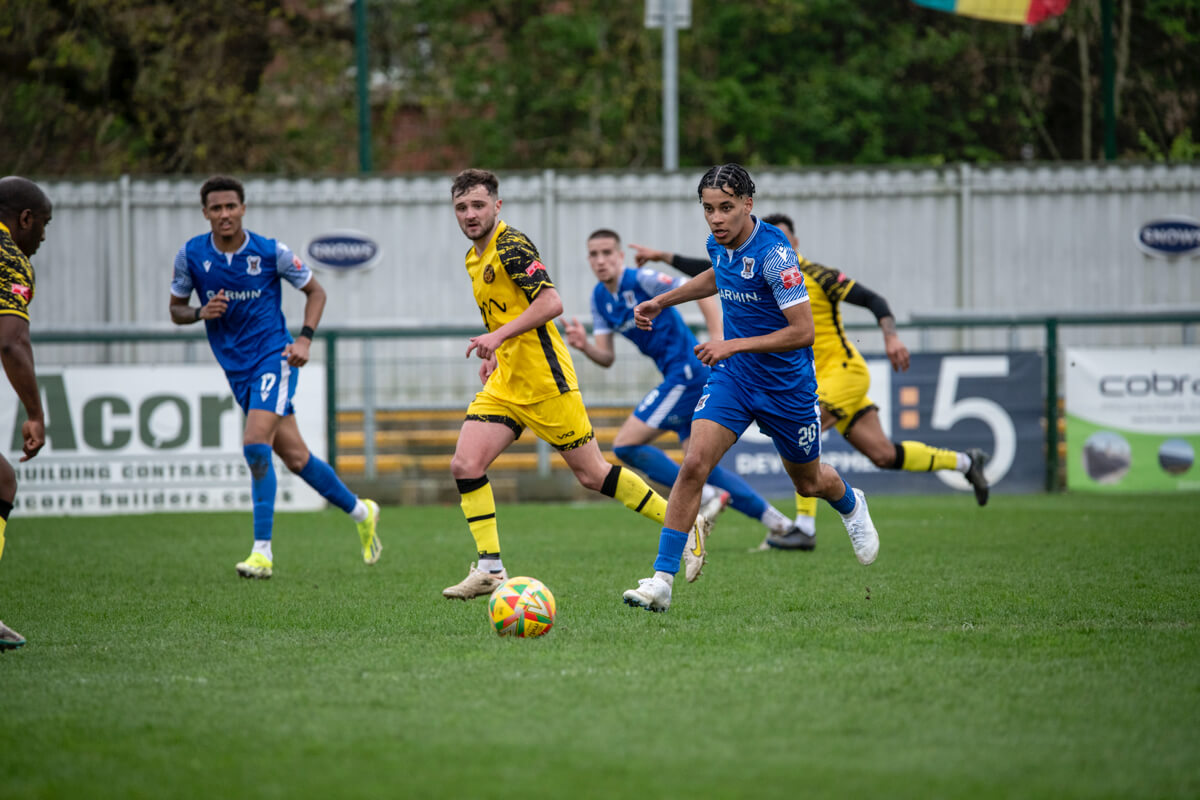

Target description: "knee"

left=613, top=444, right=639, bottom=467
left=572, top=457, right=609, bottom=492
left=870, top=442, right=903, bottom=470
left=450, top=452, right=483, bottom=480
left=792, top=474, right=822, bottom=497
left=281, top=451, right=309, bottom=474
left=0, top=458, right=16, bottom=502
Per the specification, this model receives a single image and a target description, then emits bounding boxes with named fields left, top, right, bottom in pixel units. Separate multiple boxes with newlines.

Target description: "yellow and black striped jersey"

left=465, top=220, right=578, bottom=404
left=798, top=255, right=865, bottom=376
left=0, top=223, right=35, bottom=322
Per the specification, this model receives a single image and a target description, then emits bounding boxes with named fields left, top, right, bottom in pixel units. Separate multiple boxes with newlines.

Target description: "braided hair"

left=696, top=164, right=756, bottom=201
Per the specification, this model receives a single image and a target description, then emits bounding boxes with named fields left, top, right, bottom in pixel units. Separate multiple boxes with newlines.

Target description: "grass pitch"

left=2, top=493, right=1197, bottom=799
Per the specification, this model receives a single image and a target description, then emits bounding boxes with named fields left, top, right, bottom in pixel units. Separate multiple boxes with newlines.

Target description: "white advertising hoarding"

left=1066, top=347, right=1200, bottom=492
left=0, top=365, right=327, bottom=516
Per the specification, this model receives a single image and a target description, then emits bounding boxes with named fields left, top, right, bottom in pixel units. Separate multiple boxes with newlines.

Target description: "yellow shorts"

left=466, top=389, right=595, bottom=452
left=816, top=358, right=877, bottom=435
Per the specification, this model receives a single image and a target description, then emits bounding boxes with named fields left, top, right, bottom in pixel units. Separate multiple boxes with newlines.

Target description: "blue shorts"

left=226, top=355, right=299, bottom=417
left=633, top=374, right=708, bottom=441
left=693, top=369, right=821, bottom=464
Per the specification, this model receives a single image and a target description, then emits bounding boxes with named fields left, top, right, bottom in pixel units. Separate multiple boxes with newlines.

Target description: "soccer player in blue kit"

left=622, top=165, right=879, bottom=613
left=562, top=228, right=805, bottom=581
left=169, top=176, right=381, bottom=579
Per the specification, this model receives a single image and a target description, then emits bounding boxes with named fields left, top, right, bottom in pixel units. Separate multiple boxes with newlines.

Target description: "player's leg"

left=443, top=399, right=520, bottom=600
left=0, top=454, right=24, bottom=651
left=622, top=419, right=738, bottom=611
left=843, top=409, right=990, bottom=506
left=681, top=432, right=789, bottom=534
left=612, top=378, right=727, bottom=511
left=273, top=415, right=381, bottom=565
left=771, top=406, right=839, bottom=551
left=237, top=407, right=285, bottom=578
left=784, top=456, right=878, bottom=566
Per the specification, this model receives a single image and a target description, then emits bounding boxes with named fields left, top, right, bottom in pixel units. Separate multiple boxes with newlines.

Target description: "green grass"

left=2, top=493, right=1198, bottom=799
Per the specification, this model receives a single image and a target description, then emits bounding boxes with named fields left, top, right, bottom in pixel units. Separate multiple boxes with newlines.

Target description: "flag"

left=912, top=0, right=1070, bottom=25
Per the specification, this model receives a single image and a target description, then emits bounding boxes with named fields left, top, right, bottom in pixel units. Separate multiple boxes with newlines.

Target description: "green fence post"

left=1044, top=317, right=1059, bottom=492
left=326, top=331, right=338, bottom=471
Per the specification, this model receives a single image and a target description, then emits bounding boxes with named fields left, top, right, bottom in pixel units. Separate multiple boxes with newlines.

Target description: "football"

left=487, top=576, right=556, bottom=637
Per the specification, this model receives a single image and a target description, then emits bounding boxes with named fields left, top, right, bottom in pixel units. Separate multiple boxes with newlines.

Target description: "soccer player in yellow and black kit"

left=0, top=177, right=52, bottom=651
left=630, top=212, right=988, bottom=552
left=443, top=169, right=709, bottom=600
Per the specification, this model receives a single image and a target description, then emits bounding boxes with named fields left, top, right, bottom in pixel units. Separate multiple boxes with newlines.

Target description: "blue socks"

left=614, top=445, right=772, bottom=522
left=613, top=444, right=681, bottom=489
left=297, top=454, right=357, bottom=513
left=707, top=464, right=768, bottom=519
left=243, top=443, right=275, bottom=541
left=652, top=527, right=690, bottom=574
left=828, top=477, right=857, bottom=515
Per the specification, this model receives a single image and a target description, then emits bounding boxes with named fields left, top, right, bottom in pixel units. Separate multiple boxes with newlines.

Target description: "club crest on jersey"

left=202, top=260, right=212, bottom=273
left=740, top=256, right=756, bottom=279
left=622, top=290, right=637, bottom=308
left=482, top=265, right=495, bottom=284
left=246, top=255, right=262, bottom=276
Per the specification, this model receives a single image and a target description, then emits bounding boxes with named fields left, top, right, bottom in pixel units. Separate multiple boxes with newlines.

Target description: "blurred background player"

left=622, top=165, right=879, bottom=613
left=445, top=169, right=710, bottom=600
left=0, top=176, right=52, bottom=651
left=169, top=175, right=381, bottom=579
left=629, top=212, right=989, bottom=552
left=562, top=227, right=801, bottom=571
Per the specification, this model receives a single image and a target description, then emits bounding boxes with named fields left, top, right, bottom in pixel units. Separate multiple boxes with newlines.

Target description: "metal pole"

left=1101, top=0, right=1116, bottom=160
left=1044, top=318, right=1059, bottom=491
left=662, top=0, right=678, bottom=171
left=355, top=0, right=373, bottom=172
left=326, top=331, right=339, bottom=471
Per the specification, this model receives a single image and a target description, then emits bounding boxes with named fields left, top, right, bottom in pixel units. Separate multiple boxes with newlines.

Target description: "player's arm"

left=628, top=244, right=711, bottom=278
left=284, top=276, right=327, bottom=367
left=844, top=281, right=909, bottom=371
left=466, top=287, right=564, bottom=361
left=633, top=270, right=717, bottom=330
left=561, top=317, right=615, bottom=367
left=0, top=315, right=44, bottom=460
left=168, top=246, right=225, bottom=324
left=693, top=301, right=813, bottom=367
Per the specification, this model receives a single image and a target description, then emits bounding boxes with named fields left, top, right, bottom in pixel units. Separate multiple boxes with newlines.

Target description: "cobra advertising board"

left=720, top=352, right=1046, bottom=497
left=1066, top=347, right=1200, bottom=492
left=0, top=365, right=328, bottom=516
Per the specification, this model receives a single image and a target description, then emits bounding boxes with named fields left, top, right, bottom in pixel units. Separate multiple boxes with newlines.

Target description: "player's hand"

left=466, top=331, right=505, bottom=361
left=201, top=289, right=229, bottom=320
left=20, top=419, right=44, bottom=461
left=634, top=299, right=663, bottom=330
left=283, top=337, right=310, bottom=367
left=885, top=335, right=910, bottom=372
left=561, top=317, right=588, bottom=350
left=479, top=355, right=498, bottom=384
left=628, top=243, right=668, bottom=267
left=693, top=339, right=738, bottom=366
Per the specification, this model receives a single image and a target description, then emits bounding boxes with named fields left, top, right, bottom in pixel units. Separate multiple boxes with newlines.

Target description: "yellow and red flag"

left=912, top=0, right=1070, bottom=25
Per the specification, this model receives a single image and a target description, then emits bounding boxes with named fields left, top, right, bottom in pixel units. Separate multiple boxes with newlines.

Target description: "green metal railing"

left=32, top=309, right=1200, bottom=490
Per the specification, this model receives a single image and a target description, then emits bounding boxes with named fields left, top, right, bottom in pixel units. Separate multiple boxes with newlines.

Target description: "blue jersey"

left=706, top=218, right=815, bottom=394
left=170, top=230, right=312, bottom=376
left=590, top=267, right=706, bottom=383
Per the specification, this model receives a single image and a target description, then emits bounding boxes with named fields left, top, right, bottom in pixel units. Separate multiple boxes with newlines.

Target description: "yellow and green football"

left=487, top=576, right=556, bottom=637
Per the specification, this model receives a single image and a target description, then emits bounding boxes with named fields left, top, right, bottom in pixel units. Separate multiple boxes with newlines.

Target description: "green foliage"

left=2, top=494, right=1199, bottom=798
left=0, top=0, right=1196, bottom=173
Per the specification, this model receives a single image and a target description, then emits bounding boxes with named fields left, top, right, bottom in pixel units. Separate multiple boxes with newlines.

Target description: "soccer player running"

left=622, top=165, right=879, bottom=614
left=630, top=213, right=988, bottom=552
left=562, top=228, right=804, bottom=578
left=444, top=169, right=710, bottom=600
left=0, top=177, right=51, bottom=650
left=169, top=175, right=381, bottom=580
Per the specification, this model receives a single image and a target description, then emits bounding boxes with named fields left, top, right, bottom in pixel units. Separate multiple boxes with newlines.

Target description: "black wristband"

left=299, top=325, right=316, bottom=340
left=194, top=306, right=202, bottom=322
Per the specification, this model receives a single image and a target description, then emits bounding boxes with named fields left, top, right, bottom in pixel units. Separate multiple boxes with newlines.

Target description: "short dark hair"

left=761, top=213, right=795, bottom=234
left=587, top=228, right=621, bottom=245
left=0, top=176, right=51, bottom=221
left=452, top=168, right=499, bottom=199
left=200, top=175, right=245, bottom=207
left=697, top=164, right=755, bottom=201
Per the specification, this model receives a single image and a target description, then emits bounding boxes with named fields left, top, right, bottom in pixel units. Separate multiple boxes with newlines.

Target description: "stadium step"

left=333, top=406, right=681, bottom=504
